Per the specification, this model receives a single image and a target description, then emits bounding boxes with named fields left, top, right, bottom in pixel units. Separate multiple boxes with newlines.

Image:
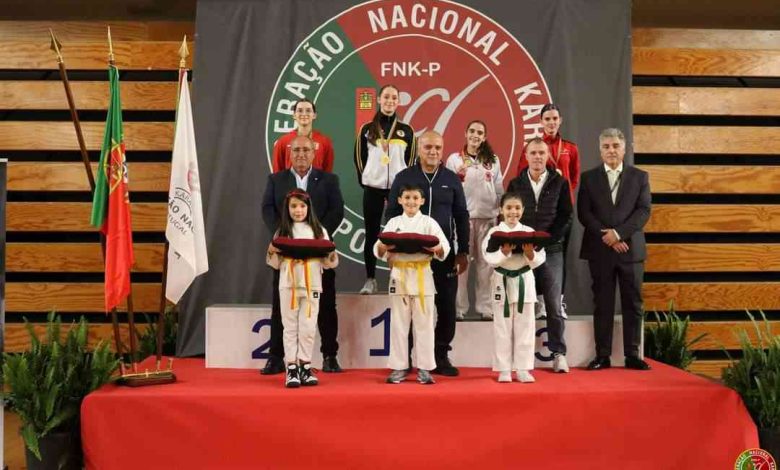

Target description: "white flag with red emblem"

left=165, top=69, right=208, bottom=303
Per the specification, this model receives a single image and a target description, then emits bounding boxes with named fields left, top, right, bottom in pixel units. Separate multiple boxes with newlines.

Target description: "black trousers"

left=269, top=268, right=339, bottom=360
left=588, top=259, right=644, bottom=357
left=432, top=251, right=458, bottom=357
left=362, top=187, right=389, bottom=278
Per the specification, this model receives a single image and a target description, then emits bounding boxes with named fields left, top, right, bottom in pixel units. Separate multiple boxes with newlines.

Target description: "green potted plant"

left=2, top=313, right=119, bottom=470
left=723, top=311, right=780, bottom=459
left=644, top=300, right=707, bottom=370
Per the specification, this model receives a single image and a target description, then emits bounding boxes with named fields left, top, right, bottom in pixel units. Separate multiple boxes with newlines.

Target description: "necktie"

left=609, top=169, right=621, bottom=203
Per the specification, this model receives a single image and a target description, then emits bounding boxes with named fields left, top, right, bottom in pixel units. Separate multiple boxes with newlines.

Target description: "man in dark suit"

left=578, top=128, right=651, bottom=371
left=261, top=135, right=345, bottom=374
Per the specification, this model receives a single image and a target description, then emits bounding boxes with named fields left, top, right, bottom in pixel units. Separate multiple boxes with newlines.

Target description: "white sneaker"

left=359, top=278, right=377, bottom=295
left=560, top=294, right=569, bottom=319
left=497, top=371, right=511, bottom=383
left=535, top=295, right=547, bottom=320
left=456, top=311, right=466, bottom=321
left=553, top=354, right=570, bottom=373
left=480, top=312, right=493, bottom=321
left=516, top=370, right=535, bottom=383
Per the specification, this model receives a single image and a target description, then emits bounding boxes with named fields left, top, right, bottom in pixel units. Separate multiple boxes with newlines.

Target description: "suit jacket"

left=261, top=168, right=345, bottom=237
left=577, top=164, right=651, bottom=262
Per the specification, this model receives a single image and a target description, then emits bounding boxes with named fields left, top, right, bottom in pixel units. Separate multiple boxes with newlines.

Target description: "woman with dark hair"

left=445, top=120, right=504, bottom=320
left=272, top=98, right=334, bottom=173
left=354, top=84, right=416, bottom=294
left=518, top=103, right=580, bottom=319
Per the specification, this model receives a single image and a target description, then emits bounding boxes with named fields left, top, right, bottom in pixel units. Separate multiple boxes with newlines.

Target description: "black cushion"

left=486, top=231, right=551, bottom=253
left=379, top=232, right=439, bottom=254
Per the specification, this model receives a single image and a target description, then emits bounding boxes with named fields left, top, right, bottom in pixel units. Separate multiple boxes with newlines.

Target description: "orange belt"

left=393, top=259, right=431, bottom=312
left=284, top=257, right=313, bottom=317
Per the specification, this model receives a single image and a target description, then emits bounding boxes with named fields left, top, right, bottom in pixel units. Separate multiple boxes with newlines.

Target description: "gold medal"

left=381, top=154, right=391, bottom=165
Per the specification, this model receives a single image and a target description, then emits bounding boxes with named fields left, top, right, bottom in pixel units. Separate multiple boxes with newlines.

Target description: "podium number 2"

left=251, top=319, right=273, bottom=360
left=370, top=308, right=391, bottom=356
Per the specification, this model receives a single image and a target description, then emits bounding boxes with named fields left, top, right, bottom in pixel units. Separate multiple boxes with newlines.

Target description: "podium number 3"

left=251, top=319, right=273, bottom=359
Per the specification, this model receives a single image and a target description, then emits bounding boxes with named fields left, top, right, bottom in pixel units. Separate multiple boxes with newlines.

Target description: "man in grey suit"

left=578, top=128, right=651, bottom=371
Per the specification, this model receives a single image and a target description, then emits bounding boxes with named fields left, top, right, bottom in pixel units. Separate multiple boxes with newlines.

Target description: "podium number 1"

left=370, top=308, right=391, bottom=356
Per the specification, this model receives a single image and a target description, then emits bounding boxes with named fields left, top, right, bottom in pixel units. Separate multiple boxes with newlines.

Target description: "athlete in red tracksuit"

left=272, top=98, right=334, bottom=173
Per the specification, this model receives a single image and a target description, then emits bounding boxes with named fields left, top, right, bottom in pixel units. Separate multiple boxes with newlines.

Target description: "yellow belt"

left=284, top=257, right=313, bottom=317
left=393, top=259, right=431, bottom=312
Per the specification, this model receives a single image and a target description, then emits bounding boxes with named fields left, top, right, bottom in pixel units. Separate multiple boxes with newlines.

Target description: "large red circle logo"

left=267, top=0, right=551, bottom=265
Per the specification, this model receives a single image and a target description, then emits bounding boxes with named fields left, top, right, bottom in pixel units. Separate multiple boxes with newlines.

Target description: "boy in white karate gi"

left=374, top=184, right=450, bottom=385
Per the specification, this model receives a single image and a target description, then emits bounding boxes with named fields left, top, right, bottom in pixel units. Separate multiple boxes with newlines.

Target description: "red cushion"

left=379, top=232, right=439, bottom=254
left=486, top=231, right=552, bottom=253
left=272, top=237, right=335, bottom=259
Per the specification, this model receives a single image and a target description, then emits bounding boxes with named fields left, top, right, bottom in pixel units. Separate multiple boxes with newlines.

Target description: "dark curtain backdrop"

left=179, top=0, right=632, bottom=356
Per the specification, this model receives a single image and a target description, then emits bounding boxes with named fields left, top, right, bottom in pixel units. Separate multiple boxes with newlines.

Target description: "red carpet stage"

left=82, top=359, right=757, bottom=469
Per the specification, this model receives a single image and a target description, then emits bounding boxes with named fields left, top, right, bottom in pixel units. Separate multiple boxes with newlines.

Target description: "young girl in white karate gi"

left=374, top=184, right=450, bottom=385
left=482, top=192, right=545, bottom=383
left=267, top=189, right=338, bottom=388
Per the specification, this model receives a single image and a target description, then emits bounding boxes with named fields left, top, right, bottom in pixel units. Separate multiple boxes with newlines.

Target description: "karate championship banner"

left=180, top=0, right=631, bottom=355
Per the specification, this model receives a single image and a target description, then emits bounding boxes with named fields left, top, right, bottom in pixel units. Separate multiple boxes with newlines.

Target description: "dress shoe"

left=625, top=356, right=651, bottom=370
left=586, top=356, right=611, bottom=371
left=322, top=355, right=343, bottom=373
left=261, top=355, right=285, bottom=375
left=432, top=355, right=459, bottom=376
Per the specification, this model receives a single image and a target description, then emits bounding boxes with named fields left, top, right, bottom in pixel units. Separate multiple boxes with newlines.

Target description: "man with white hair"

left=578, top=128, right=651, bottom=371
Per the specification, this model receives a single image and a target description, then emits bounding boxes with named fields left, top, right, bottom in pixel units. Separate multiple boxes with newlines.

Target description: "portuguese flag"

left=90, top=64, right=135, bottom=312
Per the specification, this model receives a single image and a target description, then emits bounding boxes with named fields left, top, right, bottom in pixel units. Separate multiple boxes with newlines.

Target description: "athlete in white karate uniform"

left=267, top=189, right=338, bottom=388
left=374, top=184, right=450, bottom=385
left=482, top=192, right=545, bottom=383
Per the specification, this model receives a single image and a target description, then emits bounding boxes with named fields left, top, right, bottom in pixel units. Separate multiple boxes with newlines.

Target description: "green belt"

left=495, top=266, right=531, bottom=318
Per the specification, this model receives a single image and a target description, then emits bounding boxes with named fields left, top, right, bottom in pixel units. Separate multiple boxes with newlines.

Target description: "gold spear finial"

left=49, top=29, right=63, bottom=63
left=107, top=25, right=115, bottom=64
left=178, top=35, right=189, bottom=69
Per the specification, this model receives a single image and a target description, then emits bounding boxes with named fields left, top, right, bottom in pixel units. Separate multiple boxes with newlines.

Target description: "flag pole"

left=49, top=29, right=95, bottom=191
left=156, top=36, right=188, bottom=368
left=49, top=28, right=126, bottom=375
left=107, top=26, right=141, bottom=373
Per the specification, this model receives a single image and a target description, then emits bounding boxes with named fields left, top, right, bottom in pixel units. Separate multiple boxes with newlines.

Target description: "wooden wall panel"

left=646, top=244, right=780, bottom=272
left=7, top=202, right=166, bottom=231
left=0, top=122, right=173, bottom=151
left=686, top=321, right=780, bottom=351
left=3, top=323, right=149, bottom=353
left=643, top=282, right=780, bottom=311
left=8, top=162, right=171, bottom=192
left=6, top=283, right=161, bottom=312
left=0, top=40, right=194, bottom=70
left=687, top=360, right=732, bottom=379
left=0, top=81, right=178, bottom=110
left=634, top=126, right=780, bottom=154
left=641, top=165, right=780, bottom=194
left=7, top=243, right=164, bottom=272
left=647, top=205, right=780, bottom=233
left=632, top=87, right=780, bottom=116
left=632, top=28, right=780, bottom=50
left=0, top=21, right=194, bottom=41
left=632, top=47, right=780, bottom=76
